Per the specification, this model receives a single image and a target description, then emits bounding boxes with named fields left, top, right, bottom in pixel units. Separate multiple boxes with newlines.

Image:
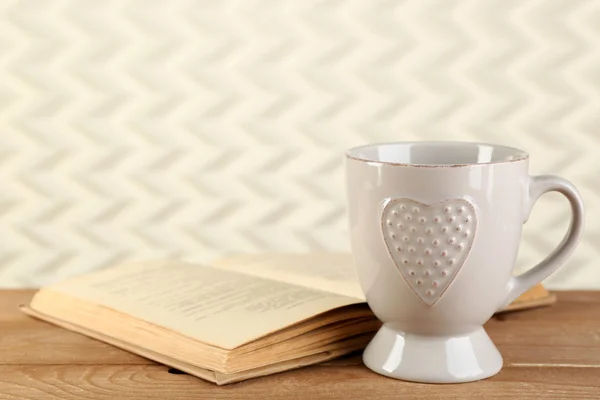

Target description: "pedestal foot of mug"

left=362, top=324, right=502, bottom=383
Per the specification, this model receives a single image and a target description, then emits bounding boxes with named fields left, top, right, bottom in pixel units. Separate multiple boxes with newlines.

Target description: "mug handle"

left=499, top=175, right=585, bottom=310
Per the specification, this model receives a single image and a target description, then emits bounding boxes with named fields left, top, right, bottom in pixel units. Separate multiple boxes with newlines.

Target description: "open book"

left=21, top=253, right=555, bottom=385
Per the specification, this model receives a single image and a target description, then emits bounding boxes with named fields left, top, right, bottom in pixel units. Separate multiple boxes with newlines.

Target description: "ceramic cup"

left=345, top=141, right=584, bottom=383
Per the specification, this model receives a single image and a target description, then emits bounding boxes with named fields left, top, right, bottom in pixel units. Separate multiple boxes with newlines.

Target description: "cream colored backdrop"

left=0, top=0, right=598, bottom=288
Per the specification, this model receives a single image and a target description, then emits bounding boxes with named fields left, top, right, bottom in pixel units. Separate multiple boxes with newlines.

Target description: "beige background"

left=0, top=0, right=598, bottom=288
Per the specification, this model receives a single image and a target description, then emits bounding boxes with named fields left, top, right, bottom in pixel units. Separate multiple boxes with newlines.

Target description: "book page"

left=41, top=261, right=362, bottom=349
left=213, top=253, right=366, bottom=300
left=22, top=305, right=368, bottom=385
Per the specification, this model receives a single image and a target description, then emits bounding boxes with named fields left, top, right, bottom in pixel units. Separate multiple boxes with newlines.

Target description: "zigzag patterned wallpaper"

left=0, top=0, right=598, bottom=288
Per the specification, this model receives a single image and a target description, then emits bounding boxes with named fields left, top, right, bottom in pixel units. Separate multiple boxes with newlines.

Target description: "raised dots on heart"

left=382, top=198, right=477, bottom=306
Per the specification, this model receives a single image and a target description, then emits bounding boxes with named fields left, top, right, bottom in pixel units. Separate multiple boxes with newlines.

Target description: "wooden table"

left=1, top=290, right=600, bottom=399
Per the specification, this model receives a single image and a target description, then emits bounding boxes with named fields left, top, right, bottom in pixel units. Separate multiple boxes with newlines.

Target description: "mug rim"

left=345, top=141, right=529, bottom=168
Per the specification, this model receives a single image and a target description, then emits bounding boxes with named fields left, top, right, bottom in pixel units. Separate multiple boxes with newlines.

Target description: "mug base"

left=362, top=324, right=503, bottom=383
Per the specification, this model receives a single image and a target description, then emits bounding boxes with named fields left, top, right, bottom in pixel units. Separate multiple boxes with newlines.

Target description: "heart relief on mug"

left=381, top=198, right=477, bottom=306
left=345, top=141, right=584, bottom=383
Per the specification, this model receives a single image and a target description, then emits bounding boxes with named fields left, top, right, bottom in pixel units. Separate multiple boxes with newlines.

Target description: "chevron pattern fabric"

left=0, top=0, right=598, bottom=288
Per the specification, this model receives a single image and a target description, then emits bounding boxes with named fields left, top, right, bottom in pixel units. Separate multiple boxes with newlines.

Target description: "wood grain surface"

left=1, top=290, right=600, bottom=399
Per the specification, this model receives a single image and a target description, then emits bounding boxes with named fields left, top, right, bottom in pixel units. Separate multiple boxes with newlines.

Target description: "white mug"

left=345, top=141, right=584, bottom=383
